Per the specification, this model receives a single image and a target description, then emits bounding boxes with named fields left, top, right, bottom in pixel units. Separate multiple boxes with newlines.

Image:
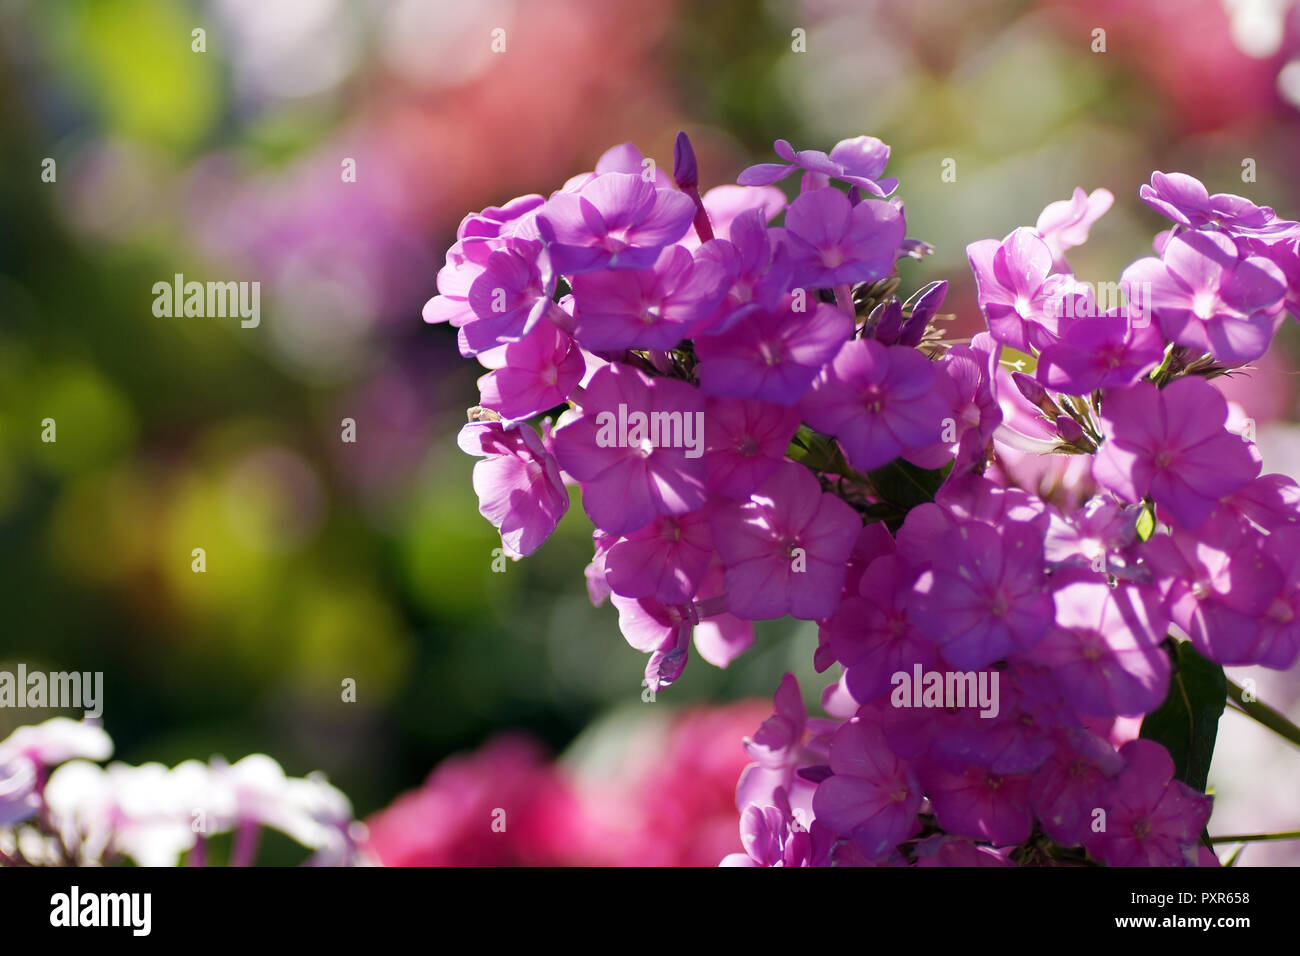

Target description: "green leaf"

left=866, top=458, right=951, bottom=512
left=786, top=426, right=849, bottom=475
left=1139, top=640, right=1226, bottom=794
left=1135, top=505, right=1155, bottom=541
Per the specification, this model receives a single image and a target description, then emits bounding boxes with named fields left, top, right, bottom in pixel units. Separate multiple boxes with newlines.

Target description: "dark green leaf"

left=866, top=458, right=951, bottom=512
left=1139, top=640, right=1226, bottom=794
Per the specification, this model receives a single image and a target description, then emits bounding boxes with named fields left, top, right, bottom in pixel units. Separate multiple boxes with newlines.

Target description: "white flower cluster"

left=0, top=717, right=367, bottom=866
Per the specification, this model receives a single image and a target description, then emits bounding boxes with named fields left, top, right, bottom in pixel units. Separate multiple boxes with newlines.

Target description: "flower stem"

left=1209, top=830, right=1300, bottom=844
left=1226, top=678, right=1300, bottom=751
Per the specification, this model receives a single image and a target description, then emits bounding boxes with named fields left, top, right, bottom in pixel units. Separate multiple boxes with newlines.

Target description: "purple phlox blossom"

left=423, top=195, right=546, bottom=329
left=813, top=719, right=922, bottom=860
left=720, top=788, right=818, bottom=867
left=1043, top=496, right=1140, bottom=572
left=738, top=136, right=898, bottom=198
left=604, top=506, right=713, bottom=605
left=1209, top=472, right=1300, bottom=534
left=1029, top=729, right=1125, bottom=846
left=1140, top=171, right=1297, bottom=237
left=1036, top=309, right=1166, bottom=395
left=917, top=759, right=1034, bottom=846
left=770, top=187, right=906, bottom=289
left=694, top=295, right=852, bottom=405
left=1093, top=378, right=1260, bottom=530
left=460, top=238, right=564, bottom=355
left=537, top=172, right=696, bottom=274
left=676, top=184, right=788, bottom=253
left=905, top=663, right=1064, bottom=777
left=584, top=530, right=616, bottom=606
left=552, top=363, right=707, bottom=537
left=475, top=321, right=584, bottom=420
left=558, top=142, right=673, bottom=194
left=1121, top=229, right=1287, bottom=365
left=711, top=462, right=861, bottom=621
left=1240, top=230, right=1300, bottom=319
left=702, top=397, right=800, bottom=500
left=1083, top=738, right=1212, bottom=867
left=822, top=553, right=941, bottom=707
left=611, top=560, right=755, bottom=686
left=907, top=518, right=1054, bottom=669
left=691, top=209, right=794, bottom=335
left=800, top=338, right=949, bottom=472
left=689, top=560, right=757, bottom=668
left=1143, top=518, right=1300, bottom=668
left=815, top=523, right=896, bottom=673
left=893, top=474, right=1049, bottom=569
left=458, top=421, right=569, bottom=558
left=1029, top=572, right=1171, bottom=717
left=609, top=591, right=695, bottom=690
left=967, top=227, right=1091, bottom=352
left=735, top=674, right=838, bottom=825
left=1035, top=187, right=1114, bottom=272
left=903, top=341, right=1002, bottom=470
left=569, top=243, right=729, bottom=351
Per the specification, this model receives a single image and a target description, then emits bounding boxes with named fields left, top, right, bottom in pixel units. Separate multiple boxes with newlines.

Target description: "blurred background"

left=2, top=0, right=1300, bottom=864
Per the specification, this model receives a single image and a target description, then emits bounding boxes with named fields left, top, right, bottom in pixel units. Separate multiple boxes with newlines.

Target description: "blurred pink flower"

left=362, top=736, right=590, bottom=866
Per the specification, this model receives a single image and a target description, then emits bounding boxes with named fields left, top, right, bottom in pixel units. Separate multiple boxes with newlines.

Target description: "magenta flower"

left=462, top=239, right=561, bottom=354
left=1139, top=171, right=1295, bottom=236
left=1121, top=229, right=1287, bottom=365
left=1036, top=311, right=1165, bottom=395
left=559, top=142, right=673, bottom=194
left=907, top=519, right=1053, bottom=669
left=720, top=798, right=814, bottom=868
left=569, top=244, right=729, bottom=351
left=476, top=322, right=584, bottom=421
left=457, top=421, right=568, bottom=558
left=967, top=227, right=1081, bottom=352
left=711, top=462, right=861, bottom=621
left=1035, top=187, right=1113, bottom=271
left=738, top=136, right=898, bottom=198
left=537, top=173, right=696, bottom=274
left=1084, top=739, right=1213, bottom=867
left=702, top=397, right=800, bottom=500
left=552, top=363, right=707, bottom=536
left=1093, top=378, right=1260, bottom=529
left=1029, top=730, right=1124, bottom=847
left=823, top=554, right=941, bottom=707
left=800, top=339, right=948, bottom=472
left=813, top=720, right=921, bottom=859
left=691, top=209, right=793, bottom=335
left=918, top=761, right=1034, bottom=846
left=694, top=296, right=852, bottom=406
left=1143, top=520, right=1300, bottom=668
left=771, top=188, right=905, bottom=289
left=1030, top=574, right=1170, bottom=717
left=604, top=507, right=713, bottom=605
left=424, top=195, right=547, bottom=329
